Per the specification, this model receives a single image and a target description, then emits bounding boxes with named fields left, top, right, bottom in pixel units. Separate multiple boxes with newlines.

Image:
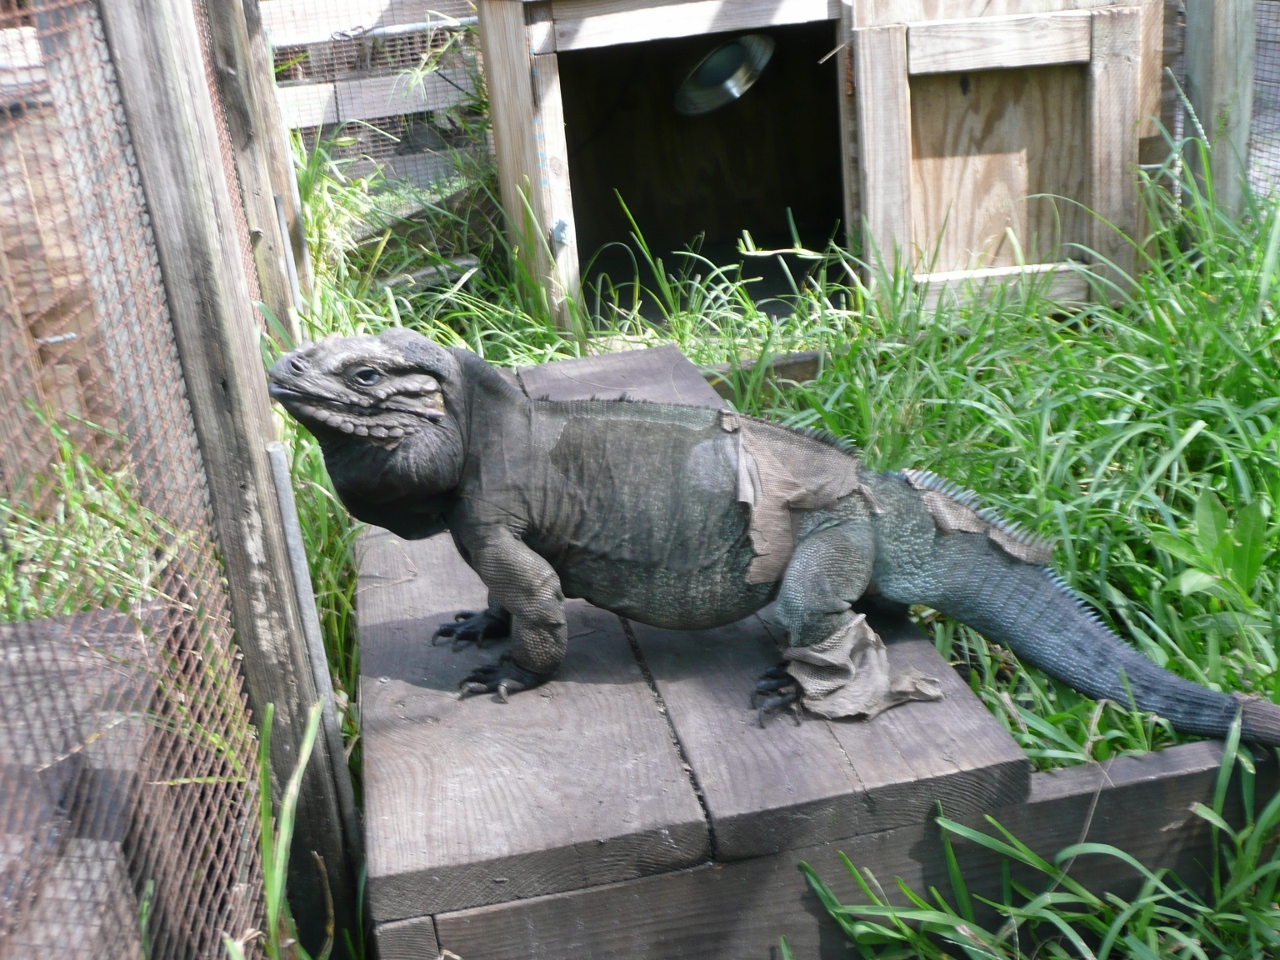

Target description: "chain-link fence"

left=264, top=0, right=487, bottom=197
left=1, top=1, right=267, bottom=956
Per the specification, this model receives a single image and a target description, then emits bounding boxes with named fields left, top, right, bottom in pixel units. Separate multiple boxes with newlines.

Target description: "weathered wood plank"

left=517, top=344, right=725, bottom=407
left=1137, top=0, right=1164, bottom=138
left=908, top=11, right=1092, bottom=74
left=373, top=915, right=440, bottom=960
left=632, top=610, right=1028, bottom=859
left=477, top=0, right=564, bottom=318
left=244, top=0, right=314, bottom=305
left=530, top=51, right=580, bottom=312
left=275, top=68, right=473, bottom=128
left=434, top=741, right=1256, bottom=960
left=916, top=260, right=1091, bottom=310
left=358, top=530, right=709, bottom=921
left=261, top=0, right=474, bottom=47
left=551, top=0, right=839, bottom=51
left=204, top=0, right=297, bottom=370
left=629, top=614, right=868, bottom=858
left=1088, top=6, right=1141, bottom=281
left=853, top=24, right=913, bottom=269
left=856, top=0, right=1115, bottom=28
left=824, top=611, right=1028, bottom=830
left=836, top=0, right=860, bottom=246
left=97, top=0, right=354, bottom=946
left=1185, top=0, right=1256, bottom=218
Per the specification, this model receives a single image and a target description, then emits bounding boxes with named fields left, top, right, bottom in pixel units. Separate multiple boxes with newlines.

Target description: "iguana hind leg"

left=758, top=520, right=875, bottom=724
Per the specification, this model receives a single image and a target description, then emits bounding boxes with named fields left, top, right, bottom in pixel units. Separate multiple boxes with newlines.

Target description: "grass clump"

left=789, top=721, right=1280, bottom=959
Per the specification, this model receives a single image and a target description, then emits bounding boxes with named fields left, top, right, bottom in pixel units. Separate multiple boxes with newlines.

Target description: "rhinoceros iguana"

left=267, top=329, right=1280, bottom=741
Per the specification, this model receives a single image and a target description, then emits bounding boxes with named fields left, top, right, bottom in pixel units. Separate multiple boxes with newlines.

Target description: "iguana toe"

left=459, top=653, right=548, bottom=702
left=433, top=609, right=511, bottom=649
left=752, top=663, right=802, bottom=727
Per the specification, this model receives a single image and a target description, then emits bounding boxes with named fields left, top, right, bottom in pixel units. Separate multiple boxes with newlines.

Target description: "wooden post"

left=243, top=0, right=315, bottom=313
left=477, top=0, right=579, bottom=327
left=852, top=24, right=913, bottom=271
left=1088, top=6, right=1142, bottom=282
left=1185, top=0, right=1257, bottom=218
left=97, top=1, right=357, bottom=955
left=204, top=0, right=298, bottom=334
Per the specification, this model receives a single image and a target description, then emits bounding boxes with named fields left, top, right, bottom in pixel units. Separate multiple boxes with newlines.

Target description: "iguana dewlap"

left=267, top=329, right=1280, bottom=742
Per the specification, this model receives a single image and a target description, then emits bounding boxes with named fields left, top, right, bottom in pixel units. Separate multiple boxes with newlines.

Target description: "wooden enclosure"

left=478, top=0, right=1175, bottom=311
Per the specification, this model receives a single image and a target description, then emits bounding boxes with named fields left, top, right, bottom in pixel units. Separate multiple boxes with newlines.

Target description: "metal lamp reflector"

left=674, top=34, right=775, bottom=116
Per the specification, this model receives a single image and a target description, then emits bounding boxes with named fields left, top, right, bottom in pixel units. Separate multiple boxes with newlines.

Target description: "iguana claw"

left=459, top=653, right=546, bottom=702
left=433, top=609, right=512, bottom=649
left=752, top=663, right=802, bottom=727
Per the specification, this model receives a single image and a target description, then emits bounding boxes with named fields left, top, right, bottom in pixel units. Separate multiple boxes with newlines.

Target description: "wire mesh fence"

left=264, top=0, right=488, bottom=198
left=1253, top=0, right=1280, bottom=193
left=1, top=1, right=264, bottom=956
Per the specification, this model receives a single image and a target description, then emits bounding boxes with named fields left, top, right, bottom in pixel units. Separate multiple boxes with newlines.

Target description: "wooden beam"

left=96, top=1, right=357, bottom=953
left=531, top=52, right=581, bottom=312
left=1137, top=0, right=1164, bottom=138
left=852, top=24, right=912, bottom=270
left=836, top=0, right=860, bottom=248
left=434, top=741, right=1264, bottom=958
left=1185, top=0, right=1257, bottom=218
left=550, top=0, right=840, bottom=51
left=1088, top=5, right=1141, bottom=282
left=856, top=0, right=1115, bottom=28
left=244, top=0, right=314, bottom=306
left=260, top=0, right=468, bottom=47
left=476, top=0, right=558, bottom=311
left=915, top=261, right=1091, bottom=311
left=204, top=0, right=297, bottom=339
left=907, top=11, right=1092, bottom=75
left=275, top=68, right=474, bottom=128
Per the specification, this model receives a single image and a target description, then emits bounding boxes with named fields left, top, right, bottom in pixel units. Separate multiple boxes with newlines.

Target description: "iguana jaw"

left=267, top=381, right=442, bottom=443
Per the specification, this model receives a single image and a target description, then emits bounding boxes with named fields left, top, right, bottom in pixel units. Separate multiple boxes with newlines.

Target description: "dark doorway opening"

left=558, top=20, right=845, bottom=306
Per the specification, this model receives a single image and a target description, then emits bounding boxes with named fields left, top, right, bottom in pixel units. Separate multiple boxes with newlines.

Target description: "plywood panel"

left=907, top=11, right=1092, bottom=74
left=909, top=65, right=1090, bottom=272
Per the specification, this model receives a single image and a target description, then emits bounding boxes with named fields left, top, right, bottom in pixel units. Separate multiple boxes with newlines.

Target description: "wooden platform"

left=358, top=347, right=1250, bottom=958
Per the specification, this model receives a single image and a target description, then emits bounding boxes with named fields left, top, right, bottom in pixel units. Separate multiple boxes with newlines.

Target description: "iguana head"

left=268, top=329, right=466, bottom=513
left=268, top=329, right=461, bottom=442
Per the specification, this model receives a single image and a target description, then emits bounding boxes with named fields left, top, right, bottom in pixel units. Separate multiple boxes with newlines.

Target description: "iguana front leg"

left=455, top=530, right=568, bottom=701
left=432, top=599, right=511, bottom=649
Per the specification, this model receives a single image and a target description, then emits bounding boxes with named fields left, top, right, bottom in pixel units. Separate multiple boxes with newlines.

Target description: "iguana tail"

left=900, top=536, right=1280, bottom=746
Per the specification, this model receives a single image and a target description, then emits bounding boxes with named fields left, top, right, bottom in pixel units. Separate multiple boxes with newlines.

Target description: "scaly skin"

left=267, top=329, right=1280, bottom=743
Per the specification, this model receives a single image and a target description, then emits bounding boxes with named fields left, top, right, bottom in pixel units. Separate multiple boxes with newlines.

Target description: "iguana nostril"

left=289, top=355, right=308, bottom=374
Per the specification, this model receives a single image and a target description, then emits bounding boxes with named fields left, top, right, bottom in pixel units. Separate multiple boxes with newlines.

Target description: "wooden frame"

left=852, top=3, right=1141, bottom=293
left=479, top=0, right=1160, bottom=319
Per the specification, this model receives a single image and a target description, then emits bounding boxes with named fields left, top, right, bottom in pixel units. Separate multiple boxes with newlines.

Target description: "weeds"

left=794, top=719, right=1280, bottom=958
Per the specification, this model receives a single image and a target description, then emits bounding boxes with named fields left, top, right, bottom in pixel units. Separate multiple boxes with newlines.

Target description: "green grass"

left=790, top=720, right=1280, bottom=959
left=0, top=416, right=190, bottom=622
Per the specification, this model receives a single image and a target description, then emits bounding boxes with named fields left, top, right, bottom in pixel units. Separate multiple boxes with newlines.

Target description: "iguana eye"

left=348, top=366, right=382, bottom=386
